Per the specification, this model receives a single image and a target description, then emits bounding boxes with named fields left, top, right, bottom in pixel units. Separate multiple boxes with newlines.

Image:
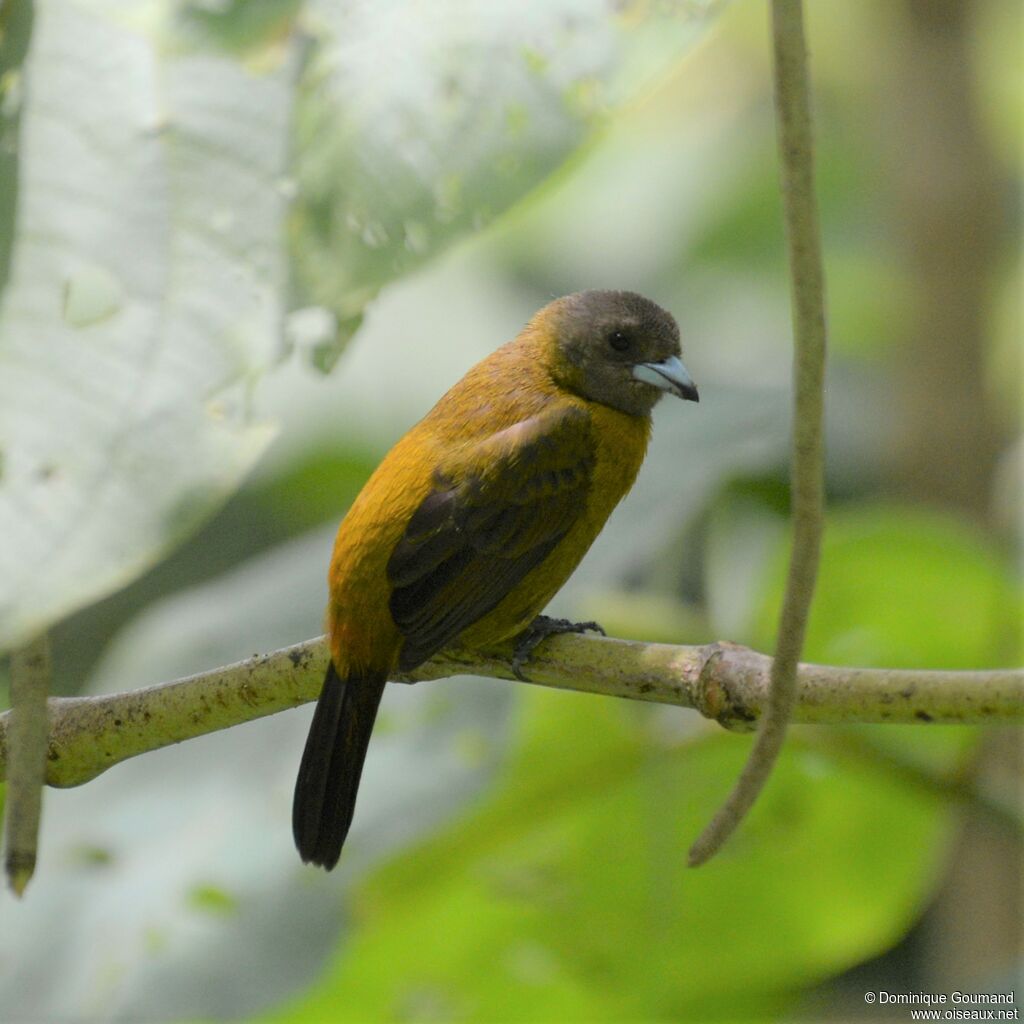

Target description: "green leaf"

left=272, top=688, right=954, bottom=1022
left=751, top=504, right=1022, bottom=669
left=0, top=0, right=293, bottom=652
left=746, top=501, right=1015, bottom=805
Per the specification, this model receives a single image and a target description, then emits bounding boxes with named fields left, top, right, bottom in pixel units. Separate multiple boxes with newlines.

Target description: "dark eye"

left=607, top=330, right=631, bottom=352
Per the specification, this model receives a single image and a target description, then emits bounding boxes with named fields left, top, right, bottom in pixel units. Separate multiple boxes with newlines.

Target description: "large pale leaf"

left=291, top=0, right=723, bottom=366
left=0, top=0, right=725, bottom=647
left=0, top=0, right=292, bottom=651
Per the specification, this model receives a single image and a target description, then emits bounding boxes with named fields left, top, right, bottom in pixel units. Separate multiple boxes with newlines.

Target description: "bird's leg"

left=510, top=615, right=605, bottom=681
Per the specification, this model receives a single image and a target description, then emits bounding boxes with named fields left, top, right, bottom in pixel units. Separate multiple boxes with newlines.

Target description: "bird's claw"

left=511, top=616, right=606, bottom=681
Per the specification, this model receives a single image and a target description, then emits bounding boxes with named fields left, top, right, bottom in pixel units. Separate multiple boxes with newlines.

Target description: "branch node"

left=0, top=635, right=1018, bottom=795
left=694, top=643, right=758, bottom=732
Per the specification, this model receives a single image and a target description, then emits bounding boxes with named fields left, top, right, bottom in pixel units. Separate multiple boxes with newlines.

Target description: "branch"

left=0, top=633, right=1019, bottom=790
left=4, top=633, right=51, bottom=896
left=687, top=0, right=828, bottom=867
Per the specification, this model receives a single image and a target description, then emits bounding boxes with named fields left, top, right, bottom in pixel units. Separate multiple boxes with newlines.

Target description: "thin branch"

left=688, top=0, right=828, bottom=867
left=0, top=633, right=1019, bottom=790
left=4, top=633, right=51, bottom=896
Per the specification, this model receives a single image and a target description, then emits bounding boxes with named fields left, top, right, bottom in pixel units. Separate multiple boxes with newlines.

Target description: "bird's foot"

left=511, top=615, right=605, bottom=681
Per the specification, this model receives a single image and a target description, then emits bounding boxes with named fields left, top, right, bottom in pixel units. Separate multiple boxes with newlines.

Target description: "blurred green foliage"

left=275, top=696, right=956, bottom=1022
left=752, top=505, right=1022, bottom=670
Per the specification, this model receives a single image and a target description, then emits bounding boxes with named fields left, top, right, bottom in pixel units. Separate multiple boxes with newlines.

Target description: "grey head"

left=540, top=290, right=699, bottom=418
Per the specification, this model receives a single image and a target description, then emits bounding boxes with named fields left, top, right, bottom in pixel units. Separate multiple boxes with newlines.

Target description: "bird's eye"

left=608, top=330, right=631, bottom=352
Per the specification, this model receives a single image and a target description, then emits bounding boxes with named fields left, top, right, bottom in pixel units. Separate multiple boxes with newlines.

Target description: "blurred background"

left=0, top=0, right=1020, bottom=1021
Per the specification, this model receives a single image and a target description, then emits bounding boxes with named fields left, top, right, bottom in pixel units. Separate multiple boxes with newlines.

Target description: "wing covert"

left=386, top=404, right=594, bottom=669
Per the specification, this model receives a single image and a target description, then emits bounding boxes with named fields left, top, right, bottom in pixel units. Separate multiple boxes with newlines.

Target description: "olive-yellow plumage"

left=294, top=290, right=698, bottom=869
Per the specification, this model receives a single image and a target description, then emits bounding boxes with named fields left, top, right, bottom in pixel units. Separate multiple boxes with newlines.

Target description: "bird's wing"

left=387, top=403, right=595, bottom=669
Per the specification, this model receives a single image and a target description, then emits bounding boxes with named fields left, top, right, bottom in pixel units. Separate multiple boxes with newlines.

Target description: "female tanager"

left=293, top=290, right=699, bottom=869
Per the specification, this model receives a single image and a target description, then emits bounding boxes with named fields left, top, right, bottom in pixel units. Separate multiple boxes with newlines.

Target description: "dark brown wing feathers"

left=387, top=404, right=594, bottom=670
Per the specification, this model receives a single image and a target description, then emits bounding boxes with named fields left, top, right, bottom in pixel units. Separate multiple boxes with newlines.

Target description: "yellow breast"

left=458, top=397, right=650, bottom=646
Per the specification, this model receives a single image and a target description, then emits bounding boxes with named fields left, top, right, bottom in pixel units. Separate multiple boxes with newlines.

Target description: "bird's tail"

left=292, top=661, right=387, bottom=870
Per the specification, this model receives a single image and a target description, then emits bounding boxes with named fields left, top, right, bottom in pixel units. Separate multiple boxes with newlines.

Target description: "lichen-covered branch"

left=0, top=633, right=1019, bottom=790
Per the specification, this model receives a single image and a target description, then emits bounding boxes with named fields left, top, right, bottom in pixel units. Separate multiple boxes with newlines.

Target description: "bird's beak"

left=632, top=355, right=699, bottom=403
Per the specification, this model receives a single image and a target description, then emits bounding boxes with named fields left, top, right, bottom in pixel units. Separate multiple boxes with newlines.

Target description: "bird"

left=293, top=290, right=699, bottom=869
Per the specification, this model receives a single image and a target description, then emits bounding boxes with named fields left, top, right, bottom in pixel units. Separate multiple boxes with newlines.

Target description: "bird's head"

left=537, top=290, right=699, bottom=417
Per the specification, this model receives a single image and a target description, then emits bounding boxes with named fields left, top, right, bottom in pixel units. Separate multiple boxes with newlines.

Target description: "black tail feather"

left=292, top=662, right=387, bottom=870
